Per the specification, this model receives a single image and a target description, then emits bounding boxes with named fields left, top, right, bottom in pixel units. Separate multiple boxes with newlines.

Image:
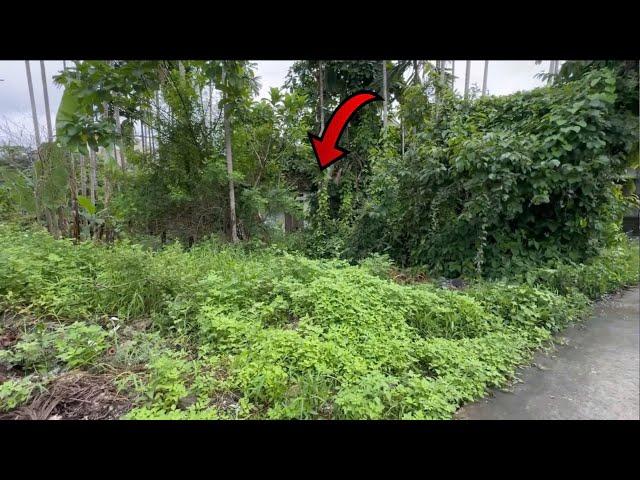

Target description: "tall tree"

left=223, top=97, right=238, bottom=243
left=39, top=61, right=54, bottom=142
left=451, top=60, right=455, bottom=89
left=482, top=60, right=489, bottom=96
left=141, top=120, right=146, bottom=154
left=209, top=61, right=258, bottom=242
left=25, top=61, right=41, bottom=147
left=413, top=60, right=421, bottom=85
left=79, top=153, right=86, bottom=197
left=219, top=64, right=238, bottom=242
left=69, top=153, right=80, bottom=241
left=464, top=60, right=471, bottom=99
left=114, top=105, right=124, bottom=169
left=319, top=61, right=325, bottom=134
left=548, top=60, right=557, bottom=84
left=382, top=60, right=388, bottom=129
left=89, top=148, right=97, bottom=206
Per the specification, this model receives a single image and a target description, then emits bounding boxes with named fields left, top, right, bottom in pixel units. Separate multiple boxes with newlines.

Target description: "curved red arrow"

left=308, top=90, right=383, bottom=170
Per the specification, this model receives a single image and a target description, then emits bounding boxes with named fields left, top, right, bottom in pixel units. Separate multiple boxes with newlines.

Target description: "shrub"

left=0, top=375, right=41, bottom=412
left=353, top=68, right=638, bottom=277
left=54, top=322, right=109, bottom=369
left=466, top=282, right=590, bottom=332
left=523, top=237, right=639, bottom=299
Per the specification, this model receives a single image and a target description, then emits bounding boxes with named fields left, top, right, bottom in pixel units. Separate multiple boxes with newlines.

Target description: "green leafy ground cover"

left=1, top=224, right=637, bottom=419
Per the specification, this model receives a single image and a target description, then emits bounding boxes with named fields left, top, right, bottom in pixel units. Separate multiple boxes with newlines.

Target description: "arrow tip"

left=309, top=133, right=348, bottom=170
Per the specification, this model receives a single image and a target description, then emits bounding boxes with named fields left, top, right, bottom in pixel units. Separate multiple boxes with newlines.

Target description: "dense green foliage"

left=1, top=60, right=638, bottom=419
left=1, top=225, right=636, bottom=418
left=347, top=68, right=638, bottom=276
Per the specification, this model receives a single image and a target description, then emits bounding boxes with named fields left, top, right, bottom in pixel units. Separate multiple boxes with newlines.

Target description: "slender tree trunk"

left=25, top=61, right=41, bottom=148
left=464, top=60, right=471, bottom=99
left=79, top=154, right=87, bottom=197
left=70, top=154, right=80, bottom=242
left=44, top=208, right=58, bottom=238
left=26, top=61, right=42, bottom=225
left=114, top=106, right=125, bottom=170
left=401, top=118, right=405, bottom=159
left=382, top=60, right=388, bottom=129
left=413, top=60, right=420, bottom=85
left=39, top=61, right=54, bottom=142
left=156, top=90, right=161, bottom=149
left=57, top=206, right=67, bottom=237
left=147, top=114, right=153, bottom=156
left=319, top=61, right=325, bottom=134
left=224, top=101, right=238, bottom=243
left=208, top=82, right=213, bottom=128
left=451, top=60, right=455, bottom=89
left=548, top=60, right=556, bottom=84
left=436, top=60, right=446, bottom=108
left=150, top=111, right=155, bottom=156
left=141, top=120, right=146, bottom=154
left=89, top=148, right=97, bottom=206
left=103, top=168, right=111, bottom=207
left=482, top=60, right=489, bottom=96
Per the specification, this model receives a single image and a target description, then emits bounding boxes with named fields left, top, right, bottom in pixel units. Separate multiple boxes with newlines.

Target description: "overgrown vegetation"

left=0, top=225, right=636, bottom=418
left=348, top=68, right=639, bottom=277
left=0, top=60, right=638, bottom=419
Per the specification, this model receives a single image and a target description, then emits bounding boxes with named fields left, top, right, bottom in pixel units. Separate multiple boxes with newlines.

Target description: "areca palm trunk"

left=141, top=120, right=146, bottom=154
left=451, top=60, right=455, bottom=89
left=148, top=111, right=155, bottom=157
left=25, top=61, right=41, bottom=147
left=401, top=118, right=405, bottom=158
left=79, top=154, right=87, bottom=197
left=382, top=60, right=388, bottom=129
left=224, top=101, right=238, bottom=243
left=25, top=61, right=43, bottom=225
left=221, top=65, right=239, bottom=243
left=319, top=61, right=325, bottom=134
left=482, top=60, right=489, bottom=96
left=89, top=148, right=97, bottom=206
left=548, top=60, right=556, bottom=84
left=114, top=106, right=124, bottom=170
left=69, top=154, right=80, bottom=242
left=464, top=60, right=471, bottom=99
left=39, top=61, right=54, bottom=142
left=157, top=90, right=162, bottom=145
left=208, top=81, right=213, bottom=128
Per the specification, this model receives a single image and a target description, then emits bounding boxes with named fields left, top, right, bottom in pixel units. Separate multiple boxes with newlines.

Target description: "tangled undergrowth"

left=0, top=224, right=637, bottom=419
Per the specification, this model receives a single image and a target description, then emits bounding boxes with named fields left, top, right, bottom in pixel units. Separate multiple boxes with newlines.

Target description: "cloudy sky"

left=0, top=60, right=553, bottom=145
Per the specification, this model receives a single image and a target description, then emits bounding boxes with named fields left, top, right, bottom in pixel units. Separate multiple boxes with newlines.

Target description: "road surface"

left=456, top=286, right=640, bottom=420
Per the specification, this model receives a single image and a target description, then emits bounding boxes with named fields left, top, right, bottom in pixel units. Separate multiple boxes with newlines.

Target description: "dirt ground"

left=1, top=371, right=131, bottom=420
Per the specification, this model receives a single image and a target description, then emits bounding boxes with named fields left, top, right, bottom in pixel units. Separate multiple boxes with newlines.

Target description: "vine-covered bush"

left=351, top=68, right=639, bottom=277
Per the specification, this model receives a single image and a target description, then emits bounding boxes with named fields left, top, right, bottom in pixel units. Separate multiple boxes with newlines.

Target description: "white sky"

left=0, top=60, right=553, bottom=145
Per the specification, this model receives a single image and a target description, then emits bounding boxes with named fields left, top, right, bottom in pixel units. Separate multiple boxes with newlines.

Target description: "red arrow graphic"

left=308, top=90, right=383, bottom=170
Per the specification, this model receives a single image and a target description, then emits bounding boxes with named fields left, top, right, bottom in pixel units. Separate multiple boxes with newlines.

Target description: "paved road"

left=456, top=286, right=640, bottom=420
